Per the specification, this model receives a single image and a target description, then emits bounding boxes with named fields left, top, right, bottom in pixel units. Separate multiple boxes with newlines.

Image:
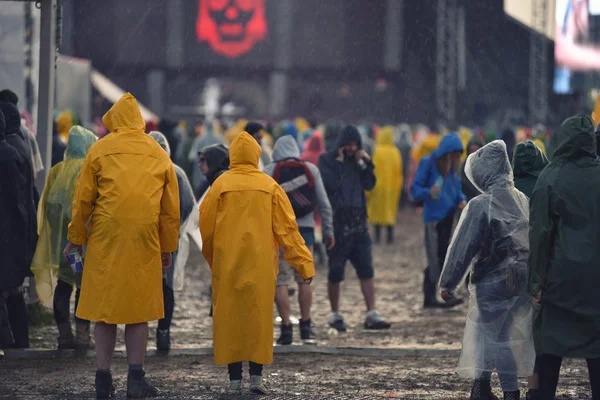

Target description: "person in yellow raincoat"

left=64, top=93, right=180, bottom=399
left=55, top=111, right=74, bottom=143
left=31, top=125, right=97, bottom=350
left=200, top=131, right=314, bottom=396
left=368, top=126, right=403, bottom=244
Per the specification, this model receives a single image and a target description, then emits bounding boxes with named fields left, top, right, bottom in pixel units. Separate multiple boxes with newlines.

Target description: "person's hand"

left=336, top=147, right=345, bottom=161
left=429, top=185, right=441, bottom=198
left=304, top=277, right=314, bottom=285
left=441, top=290, right=453, bottom=302
left=161, top=252, right=173, bottom=270
left=457, top=200, right=467, bottom=210
left=325, top=235, right=335, bottom=250
left=533, top=289, right=542, bottom=305
left=63, top=242, right=82, bottom=262
left=355, top=149, right=370, bottom=162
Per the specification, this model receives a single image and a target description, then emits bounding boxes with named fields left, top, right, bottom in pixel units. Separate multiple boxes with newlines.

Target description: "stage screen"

left=554, top=0, right=600, bottom=93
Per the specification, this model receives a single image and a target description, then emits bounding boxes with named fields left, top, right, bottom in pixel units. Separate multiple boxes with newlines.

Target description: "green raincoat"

left=460, top=135, right=486, bottom=201
left=31, top=126, right=97, bottom=307
left=512, top=141, right=549, bottom=198
left=528, top=115, right=600, bottom=358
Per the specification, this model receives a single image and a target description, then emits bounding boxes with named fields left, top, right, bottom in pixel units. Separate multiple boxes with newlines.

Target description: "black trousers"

left=538, top=353, right=600, bottom=399
left=228, top=362, right=263, bottom=381
left=5, top=292, right=29, bottom=348
left=53, top=280, right=88, bottom=325
left=374, top=225, right=394, bottom=243
left=158, top=279, right=174, bottom=331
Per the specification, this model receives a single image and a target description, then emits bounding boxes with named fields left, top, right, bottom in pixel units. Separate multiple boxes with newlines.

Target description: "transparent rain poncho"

left=149, top=131, right=196, bottom=291
left=440, top=140, right=535, bottom=380
left=30, top=126, right=97, bottom=307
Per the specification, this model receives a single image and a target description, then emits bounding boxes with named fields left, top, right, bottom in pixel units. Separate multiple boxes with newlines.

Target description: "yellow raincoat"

left=69, top=93, right=180, bottom=324
left=56, top=111, right=74, bottom=143
left=200, top=132, right=314, bottom=366
left=368, top=127, right=403, bottom=226
left=31, top=126, right=97, bottom=307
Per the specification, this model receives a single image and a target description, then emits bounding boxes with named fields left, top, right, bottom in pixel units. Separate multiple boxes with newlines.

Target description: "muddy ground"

left=3, top=211, right=595, bottom=399
left=0, top=354, right=593, bottom=399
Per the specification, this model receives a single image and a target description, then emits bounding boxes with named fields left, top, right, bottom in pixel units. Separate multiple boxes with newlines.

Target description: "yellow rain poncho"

left=56, top=111, right=74, bottom=143
left=31, top=126, right=97, bottom=307
left=69, top=93, right=180, bottom=324
left=368, top=127, right=403, bottom=226
left=200, top=132, right=314, bottom=366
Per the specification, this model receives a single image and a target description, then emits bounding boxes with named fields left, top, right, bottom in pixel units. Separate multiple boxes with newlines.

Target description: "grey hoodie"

left=264, top=135, right=334, bottom=238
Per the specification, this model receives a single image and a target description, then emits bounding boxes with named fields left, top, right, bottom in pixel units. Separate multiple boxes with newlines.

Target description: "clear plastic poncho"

left=30, top=126, right=97, bottom=307
left=439, top=140, right=535, bottom=379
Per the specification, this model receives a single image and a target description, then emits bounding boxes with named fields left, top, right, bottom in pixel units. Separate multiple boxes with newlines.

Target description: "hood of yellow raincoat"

left=230, top=131, right=261, bottom=168
left=65, top=126, right=97, bottom=160
left=102, top=93, right=146, bottom=134
left=56, top=111, right=73, bottom=137
left=377, top=126, right=394, bottom=145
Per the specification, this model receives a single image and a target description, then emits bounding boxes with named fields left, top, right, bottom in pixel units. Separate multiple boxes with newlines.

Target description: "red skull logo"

left=196, top=0, right=268, bottom=58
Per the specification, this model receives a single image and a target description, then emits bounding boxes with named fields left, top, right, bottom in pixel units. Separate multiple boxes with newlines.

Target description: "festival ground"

left=3, top=211, right=594, bottom=399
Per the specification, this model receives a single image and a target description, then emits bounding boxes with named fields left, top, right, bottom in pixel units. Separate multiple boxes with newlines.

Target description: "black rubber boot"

left=525, top=389, right=539, bottom=400
left=470, top=379, right=499, bottom=400
left=276, top=323, right=293, bottom=345
left=95, top=370, right=117, bottom=399
left=156, top=329, right=170, bottom=352
left=127, top=370, right=159, bottom=398
left=504, top=391, right=520, bottom=400
left=6, top=293, right=29, bottom=348
left=299, top=319, right=316, bottom=340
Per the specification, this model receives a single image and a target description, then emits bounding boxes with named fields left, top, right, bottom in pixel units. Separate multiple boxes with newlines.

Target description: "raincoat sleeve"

left=318, top=154, right=344, bottom=201
left=37, top=166, right=58, bottom=235
left=68, top=154, right=97, bottom=245
left=527, top=181, right=554, bottom=296
left=411, top=158, right=432, bottom=201
left=360, top=159, right=376, bottom=191
left=199, top=188, right=218, bottom=268
left=159, top=164, right=180, bottom=252
left=272, top=185, right=315, bottom=280
left=312, top=167, right=334, bottom=238
left=439, top=197, right=489, bottom=294
left=176, top=168, right=195, bottom=226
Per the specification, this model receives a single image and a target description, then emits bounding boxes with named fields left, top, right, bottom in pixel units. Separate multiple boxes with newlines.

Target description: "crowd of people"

left=1, top=87, right=599, bottom=400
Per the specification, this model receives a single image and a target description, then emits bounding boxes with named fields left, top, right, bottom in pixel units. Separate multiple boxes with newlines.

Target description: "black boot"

left=470, top=379, right=499, bottom=400
left=127, top=370, right=159, bottom=398
left=95, top=370, right=117, bottom=399
left=504, top=391, right=520, bottom=400
left=156, top=329, right=170, bottom=352
left=0, top=297, right=14, bottom=348
left=525, top=389, right=539, bottom=400
left=6, top=293, right=29, bottom=348
left=387, top=226, right=394, bottom=244
left=276, top=323, right=293, bottom=345
left=374, top=225, right=381, bottom=244
left=299, top=319, right=316, bottom=340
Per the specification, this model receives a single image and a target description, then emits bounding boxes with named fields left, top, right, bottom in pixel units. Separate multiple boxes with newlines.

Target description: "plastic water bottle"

left=68, top=250, right=83, bottom=273
left=432, top=176, right=444, bottom=200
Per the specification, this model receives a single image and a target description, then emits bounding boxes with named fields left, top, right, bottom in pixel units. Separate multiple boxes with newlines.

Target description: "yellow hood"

left=377, top=126, right=394, bottom=145
left=230, top=131, right=261, bottom=168
left=102, top=93, right=146, bottom=134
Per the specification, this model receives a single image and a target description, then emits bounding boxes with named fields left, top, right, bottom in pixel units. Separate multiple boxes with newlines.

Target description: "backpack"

left=273, top=158, right=317, bottom=218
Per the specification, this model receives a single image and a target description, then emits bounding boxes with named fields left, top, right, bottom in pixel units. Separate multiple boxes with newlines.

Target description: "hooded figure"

left=0, top=108, right=28, bottom=348
left=189, top=121, right=226, bottom=197
left=32, top=126, right=97, bottom=304
left=512, top=141, right=549, bottom=198
left=528, top=115, right=600, bottom=399
left=461, top=135, right=486, bottom=201
left=301, top=131, right=325, bottom=166
left=0, top=101, right=37, bottom=279
left=55, top=111, right=74, bottom=143
left=440, top=140, right=535, bottom=398
left=69, top=93, right=181, bottom=325
left=51, top=120, right=67, bottom=166
left=411, top=133, right=466, bottom=308
left=198, top=143, right=230, bottom=186
left=149, top=130, right=195, bottom=351
left=30, top=126, right=97, bottom=349
left=283, top=122, right=303, bottom=154
left=367, top=126, right=403, bottom=240
left=199, top=132, right=314, bottom=391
